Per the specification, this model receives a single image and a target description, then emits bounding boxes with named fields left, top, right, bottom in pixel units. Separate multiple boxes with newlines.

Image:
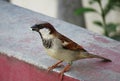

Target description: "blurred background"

left=8, top=0, right=120, bottom=41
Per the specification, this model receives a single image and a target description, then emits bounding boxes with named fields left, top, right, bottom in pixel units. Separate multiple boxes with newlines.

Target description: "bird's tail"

left=79, top=52, right=112, bottom=62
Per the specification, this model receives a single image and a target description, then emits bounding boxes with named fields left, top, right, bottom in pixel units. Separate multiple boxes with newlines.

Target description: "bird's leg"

left=59, top=63, right=71, bottom=81
left=48, top=60, right=63, bottom=72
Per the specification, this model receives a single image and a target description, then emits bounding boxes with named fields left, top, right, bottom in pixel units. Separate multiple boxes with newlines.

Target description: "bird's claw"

left=47, top=66, right=53, bottom=72
left=57, top=64, right=64, bottom=68
left=47, top=64, right=64, bottom=72
left=59, top=72, right=64, bottom=81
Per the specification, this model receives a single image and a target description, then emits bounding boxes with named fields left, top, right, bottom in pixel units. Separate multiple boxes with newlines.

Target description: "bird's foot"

left=47, top=64, right=64, bottom=72
left=59, top=71, right=64, bottom=81
left=59, top=64, right=71, bottom=81
left=57, top=64, right=64, bottom=68
left=47, top=60, right=63, bottom=72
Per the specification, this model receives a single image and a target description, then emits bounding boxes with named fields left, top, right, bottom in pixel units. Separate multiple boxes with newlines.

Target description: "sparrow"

left=31, top=22, right=112, bottom=81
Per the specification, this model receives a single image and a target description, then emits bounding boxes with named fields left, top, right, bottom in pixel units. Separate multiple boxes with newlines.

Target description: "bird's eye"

left=40, top=24, right=45, bottom=28
left=35, top=24, right=39, bottom=27
left=41, top=24, right=44, bottom=27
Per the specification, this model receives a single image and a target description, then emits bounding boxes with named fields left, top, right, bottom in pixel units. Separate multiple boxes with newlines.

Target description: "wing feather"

left=57, top=32, right=86, bottom=51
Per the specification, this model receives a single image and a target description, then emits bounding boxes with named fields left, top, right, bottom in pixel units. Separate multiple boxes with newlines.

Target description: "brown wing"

left=57, top=32, right=86, bottom=51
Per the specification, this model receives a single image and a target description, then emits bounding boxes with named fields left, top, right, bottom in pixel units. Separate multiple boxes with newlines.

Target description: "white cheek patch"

left=40, top=28, right=50, bottom=34
left=40, top=28, right=54, bottom=39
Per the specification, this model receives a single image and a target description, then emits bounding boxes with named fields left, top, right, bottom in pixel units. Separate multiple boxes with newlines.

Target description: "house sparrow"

left=31, top=22, right=112, bottom=81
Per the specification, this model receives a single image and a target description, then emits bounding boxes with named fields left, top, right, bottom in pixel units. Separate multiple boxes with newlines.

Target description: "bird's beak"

left=31, top=25, right=39, bottom=31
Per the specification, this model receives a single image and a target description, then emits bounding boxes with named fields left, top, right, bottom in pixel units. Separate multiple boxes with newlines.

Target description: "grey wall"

left=58, top=0, right=85, bottom=27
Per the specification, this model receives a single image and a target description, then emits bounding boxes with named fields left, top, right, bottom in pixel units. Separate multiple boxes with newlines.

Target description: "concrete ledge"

left=0, top=0, right=120, bottom=81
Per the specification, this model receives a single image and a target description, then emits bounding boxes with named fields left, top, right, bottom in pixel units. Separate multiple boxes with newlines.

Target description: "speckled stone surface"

left=0, top=1, right=120, bottom=81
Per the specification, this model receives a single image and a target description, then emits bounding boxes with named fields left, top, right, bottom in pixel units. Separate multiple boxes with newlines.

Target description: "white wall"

left=10, top=0, right=58, bottom=18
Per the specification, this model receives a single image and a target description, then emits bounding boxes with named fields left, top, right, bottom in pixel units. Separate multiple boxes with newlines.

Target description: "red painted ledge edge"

left=0, top=54, right=80, bottom=81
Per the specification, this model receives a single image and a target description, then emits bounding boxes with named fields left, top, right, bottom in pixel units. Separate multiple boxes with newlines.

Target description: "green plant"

left=75, top=0, right=120, bottom=41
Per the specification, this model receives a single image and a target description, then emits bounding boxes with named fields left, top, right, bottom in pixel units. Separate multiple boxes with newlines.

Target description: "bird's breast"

left=43, top=38, right=79, bottom=62
left=44, top=38, right=64, bottom=58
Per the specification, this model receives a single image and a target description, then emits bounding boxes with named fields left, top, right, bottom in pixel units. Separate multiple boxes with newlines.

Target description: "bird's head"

left=31, top=22, right=57, bottom=39
left=31, top=22, right=56, bottom=33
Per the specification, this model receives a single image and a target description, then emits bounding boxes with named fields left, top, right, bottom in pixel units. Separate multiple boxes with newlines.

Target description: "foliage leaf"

left=89, top=0, right=100, bottom=4
left=104, top=0, right=120, bottom=16
left=110, top=0, right=120, bottom=9
left=75, top=7, right=97, bottom=15
left=106, top=23, right=118, bottom=33
left=104, top=2, right=112, bottom=16
left=111, top=35, right=120, bottom=41
left=93, top=21, right=103, bottom=27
